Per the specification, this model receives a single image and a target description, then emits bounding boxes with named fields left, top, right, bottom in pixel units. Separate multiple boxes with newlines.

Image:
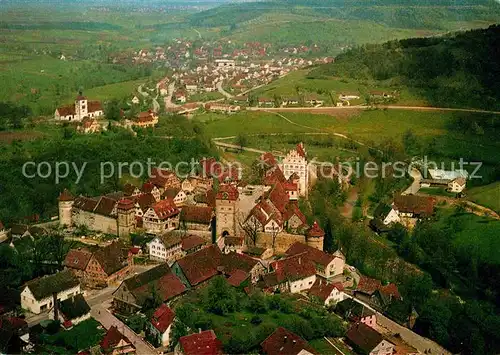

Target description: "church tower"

left=215, top=184, right=239, bottom=238
left=117, top=199, right=135, bottom=239
left=306, top=220, right=324, bottom=251
left=75, top=91, right=88, bottom=121
left=58, top=189, right=74, bottom=228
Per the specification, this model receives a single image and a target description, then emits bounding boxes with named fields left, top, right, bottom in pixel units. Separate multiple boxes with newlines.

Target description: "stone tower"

left=58, top=189, right=74, bottom=228
left=75, top=92, right=88, bottom=121
left=117, top=199, right=135, bottom=239
left=306, top=220, right=324, bottom=251
left=215, top=184, right=239, bottom=238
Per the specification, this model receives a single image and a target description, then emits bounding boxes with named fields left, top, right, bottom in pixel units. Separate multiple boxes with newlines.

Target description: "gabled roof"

left=92, top=241, right=129, bottom=276
left=150, top=304, right=175, bottom=333
left=283, top=203, right=307, bottom=226
left=123, top=263, right=171, bottom=290
left=63, top=249, right=93, bottom=271
left=346, top=322, right=390, bottom=354
left=308, top=278, right=343, bottom=303
left=58, top=294, right=91, bottom=321
left=93, top=196, right=118, bottom=216
left=263, top=166, right=286, bottom=186
left=285, top=242, right=338, bottom=268
left=148, top=168, right=178, bottom=188
left=180, top=206, right=213, bottom=224
left=267, top=254, right=316, bottom=285
left=216, top=184, right=239, bottom=201
left=179, top=330, right=222, bottom=355
left=142, top=182, right=157, bottom=194
left=356, top=276, right=382, bottom=296
left=260, top=152, right=278, bottom=167
left=123, top=183, right=139, bottom=196
left=176, top=245, right=222, bottom=286
left=132, top=193, right=156, bottom=211
left=226, top=269, right=249, bottom=287
left=88, top=100, right=103, bottom=113
left=56, top=104, right=75, bottom=116
left=181, top=235, right=207, bottom=251
left=24, top=270, right=79, bottom=301
left=101, top=326, right=133, bottom=351
left=393, top=194, right=435, bottom=217
left=158, top=232, right=183, bottom=250
left=336, top=298, right=375, bottom=321
left=222, top=251, right=259, bottom=274
left=267, top=183, right=289, bottom=213
left=261, top=327, right=317, bottom=355
left=151, top=199, right=179, bottom=220
left=162, top=187, right=181, bottom=199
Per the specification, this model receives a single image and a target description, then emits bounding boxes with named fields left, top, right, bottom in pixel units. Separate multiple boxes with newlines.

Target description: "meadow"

left=467, top=182, right=500, bottom=213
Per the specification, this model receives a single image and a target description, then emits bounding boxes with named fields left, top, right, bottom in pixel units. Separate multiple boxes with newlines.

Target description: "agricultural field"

left=467, top=182, right=500, bottom=214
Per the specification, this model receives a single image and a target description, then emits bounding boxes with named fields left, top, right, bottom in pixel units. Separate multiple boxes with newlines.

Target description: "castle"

left=54, top=92, right=104, bottom=121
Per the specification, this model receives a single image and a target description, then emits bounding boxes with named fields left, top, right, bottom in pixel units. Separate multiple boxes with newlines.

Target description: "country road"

left=138, top=84, right=160, bottom=112
left=216, top=81, right=233, bottom=98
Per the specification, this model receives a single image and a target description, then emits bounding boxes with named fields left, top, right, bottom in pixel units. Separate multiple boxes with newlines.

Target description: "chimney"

left=53, top=292, right=59, bottom=322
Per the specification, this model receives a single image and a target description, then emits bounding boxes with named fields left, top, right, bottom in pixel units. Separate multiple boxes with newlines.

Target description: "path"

left=193, top=28, right=202, bottom=39
left=137, top=84, right=160, bottom=113
left=402, top=168, right=423, bottom=195
left=91, top=301, right=155, bottom=355
left=345, top=295, right=451, bottom=355
left=216, top=81, right=233, bottom=99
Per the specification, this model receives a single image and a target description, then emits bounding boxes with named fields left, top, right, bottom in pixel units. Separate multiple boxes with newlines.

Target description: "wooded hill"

left=310, top=25, right=500, bottom=110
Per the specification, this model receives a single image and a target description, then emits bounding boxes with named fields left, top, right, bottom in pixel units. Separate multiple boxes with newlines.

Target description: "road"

left=138, top=84, right=160, bottom=113
left=402, top=168, right=423, bottom=195
left=164, top=81, right=178, bottom=108
left=216, top=81, right=233, bottom=99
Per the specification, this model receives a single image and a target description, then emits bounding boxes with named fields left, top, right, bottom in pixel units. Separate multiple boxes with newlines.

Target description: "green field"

left=467, top=182, right=500, bottom=214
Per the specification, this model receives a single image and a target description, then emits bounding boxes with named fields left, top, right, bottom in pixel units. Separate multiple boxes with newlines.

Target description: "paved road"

left=164, top=81, right=178, bottom=108
left=216, top=81, right=233, bottom=98
left=91, top=301, right=155, bottom=355
left=402, top=168, right=423, bottom=195
left=137, top=84, right=160, bottom=113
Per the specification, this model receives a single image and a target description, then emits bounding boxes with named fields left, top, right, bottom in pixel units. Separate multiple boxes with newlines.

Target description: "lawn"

left=419, top=187, right=456, bottom=198
left=467, top=182, right=500, bottom=214
left=41, top=318, right=105, bottom=353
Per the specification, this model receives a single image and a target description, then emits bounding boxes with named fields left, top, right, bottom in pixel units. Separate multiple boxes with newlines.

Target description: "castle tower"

left=215, top=184, right=239, bottom=238
left=282, top=142, right=309, bottom=198
left=58, top=189, right=74, bottom=228
left=75, top=92, right=88, bottom=121
left=306, top=220, right=324, bottom=251
left=117, top=199, right=136, bottom=239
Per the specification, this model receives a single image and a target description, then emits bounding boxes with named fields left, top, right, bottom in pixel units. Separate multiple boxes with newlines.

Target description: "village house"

left=101, top=325, right=136, bottom=355
left=308, top=278, right=345, bottom=306
left=132, top=110, right=159, bottom=128
left=448, top=177, right=467, bottom=193
left=282, top=143, right=309, bottom=197
left=346, top=322, right=395, bottom=355
left=175, top=91, right=187, bottom=103
left=223, top=236, right=244, bottom=254
left=181, top=234, right=208, bottom=255
left=113, top=263, right=186, bottom=314
left=204, top=103, right=241, bottom=113
left=143, top=199, right=180, bottom=234
left=383, top=194, right=435, bottom=227
left=176, top=330, right=222, bottom=355
left=146, top=304, right=175, bottom=348
left=258, top=97, right=274, bottom=107
left=179, top=206, right=214, bottom=231
left=162, top=188, right=187, bottom=207
left=77, top=117, right=102, bottom=134
left=335, top=298, right=377, bottom=328
left=261, top=327, right=317, bottom=355
left=48, top=293, right=91, bottom=328
left=285, top=241, right=345, bottom=279
left=181, top=176, right=213, bottom=194
left=148, top=168, right=182, bottom=193
left=130, top=193, right=157, bottom=220
left=141, top=182, right=162, bottom=202
left=64, top=241, right=133, bottom=288
left=55, top=93, right=104, bottom=121
left=172, top=244, right=222, bottom=288
left=147, top=232, right=183, bottom=264
left=21, top=270, right=81, bottom=314
left=260, top=254, right=316, bottom=294
left=355, top=276, right=402, bottom=311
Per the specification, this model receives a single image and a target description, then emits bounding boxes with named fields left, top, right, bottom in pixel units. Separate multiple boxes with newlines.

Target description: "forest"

left=310, top=25, right=500, bottom=110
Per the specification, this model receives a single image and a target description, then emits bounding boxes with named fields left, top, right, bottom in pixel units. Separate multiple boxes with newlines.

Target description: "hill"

left=310, top=25, right=500, bottom=110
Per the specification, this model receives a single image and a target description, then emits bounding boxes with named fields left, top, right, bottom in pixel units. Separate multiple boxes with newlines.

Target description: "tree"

left=235, top=133, right=248, bottom=152
left=239, top=214, right=260, bottom=246
left=273, top=94, right=282, bottom=108
left=105, top=99, right=122, bottom=121
left=247, top=291, right=267, bottom=314
left=203, top=276, right=237, bottom=315
left=170, top=320, right=188, bottom=348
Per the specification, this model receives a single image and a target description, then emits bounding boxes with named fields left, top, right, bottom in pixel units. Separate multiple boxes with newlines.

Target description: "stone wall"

left=72, top=210, right=117, bottom=235
left=255, top=232, right=306, bottom=255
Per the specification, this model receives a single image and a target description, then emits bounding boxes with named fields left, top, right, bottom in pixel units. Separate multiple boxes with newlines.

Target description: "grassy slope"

left=467, top=182, right=500, bottom=213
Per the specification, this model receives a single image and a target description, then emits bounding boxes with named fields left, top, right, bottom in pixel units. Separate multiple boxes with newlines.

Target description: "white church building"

left=55, top=93, right=104, bottom=121
left=282, top=143, right=310, bottom=197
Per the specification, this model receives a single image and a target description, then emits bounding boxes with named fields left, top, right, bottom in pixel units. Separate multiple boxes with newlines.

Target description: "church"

left=54, top=92, right=104, bottom=121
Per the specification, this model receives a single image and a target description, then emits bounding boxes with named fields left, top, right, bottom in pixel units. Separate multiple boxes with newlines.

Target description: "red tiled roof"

left=181, top=235, right=207, bottom=251
left=222, top=251, right=259, bottom=274
left=152, top=199, right=179, bottom=220
left=346, top=322, right=389, bottom=354
left=142, top=182, right=156, bottom=193
left=56, top=105, right=75, bottom=116
left=216, top=184, right=239, bottom=201
left=307, top=221, right=324, bottom=237
left=308, top=278, right=343, bottom=302
left=379, top=283, right=401, bottom=300
left=177, top=245, right=222, bottom=286
left=93, top=196, right=119, bottom=216
left=263, top=166, right=286, bottom=186
left=88, top=100, right=103, bottom=113
left=261, top=327, right=317, bottom=355
left=117, top=198, right=135, bottom=210
left=267, top=183, right=289, bottom=213
left=260, top=152, right=278, bottom=167
left=268, top=254, right=316, bottom=284
left=101, top=326, right=133, bottom=351
left=227, top=269, right=249, bottom=287
left=148, top=168, right=178, bottom=188
left=393, top=194, right=435, bottom=217
left=285, top=242, right=337, bottom=268
left=150, top=304, right=175, bottom=333
left=132, top=193, right=156, bottom=211
left=63, top=249, right=93, bottom=271
left=179, top=330, right=222, bottom=355
left=58, top=189, right=74, bottom=201
left=356, top=276, right=383, bottom=295
left=129, top=247, right=141, bottom=255
left=180, top=206, right=213, bottom=224
left=283, top=204, right=307, bottom=226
